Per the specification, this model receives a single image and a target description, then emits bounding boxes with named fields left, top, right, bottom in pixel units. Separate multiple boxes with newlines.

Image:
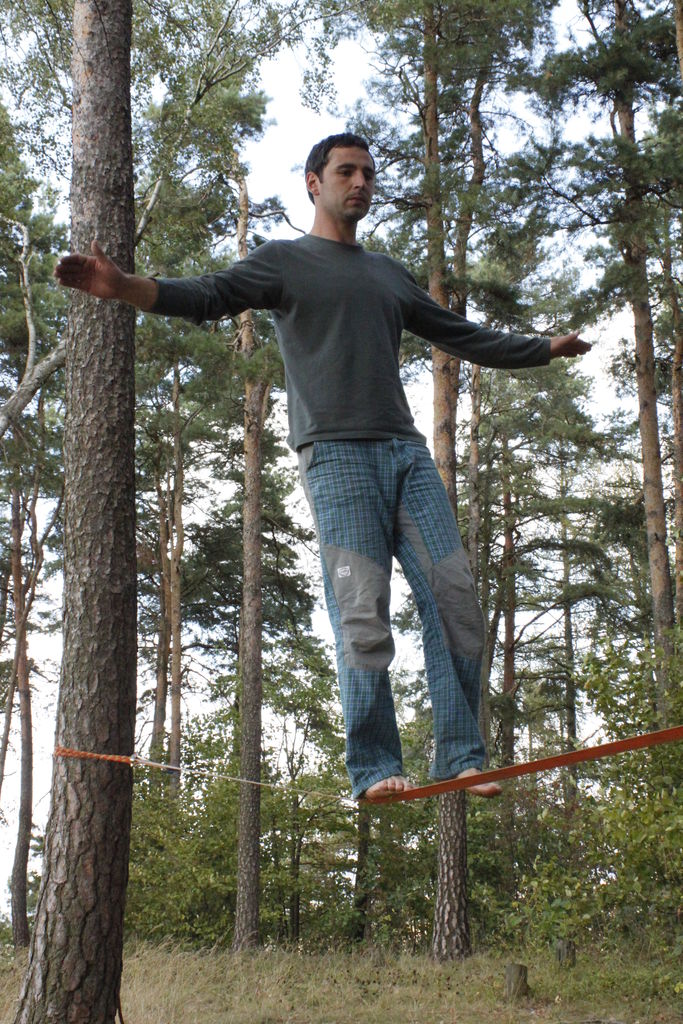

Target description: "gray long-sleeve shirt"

left=152, top=233, right=551, bottom=450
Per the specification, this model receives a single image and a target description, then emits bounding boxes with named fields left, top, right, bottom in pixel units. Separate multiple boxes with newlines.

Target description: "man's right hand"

left=54, top=239, right=126, bottom=299
left=54, top=240, right=158, bottom=310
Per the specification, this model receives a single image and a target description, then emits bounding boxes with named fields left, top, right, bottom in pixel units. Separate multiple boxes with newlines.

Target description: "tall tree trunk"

left=233, top=176, right=270, bottom=950
left=0, top=634, right=18, bottom=802
left=0, top=652, right=18, bottom=804
left=613, top=0, right=674, bottom=713
left=288, top=796, right=302, bottom=942
left=423, top=9, right=459, bottom=507
left=432, top=352, right=460, bottom=510
left=452, top=71, right=487, bottom=318
left=560, top=479, right=578, bottom=801
left=675, top=0, right=683, bottom=85
left=151, top=559, right=170, bottom=759
left=469, top=366, right=492, bottom=757
left=233, top=372, right=267, bottom=947
left=10, top=466, right=54, bottom=945
left=151, top=472, right=172, bottom=759
left=468, top=365, right=482, bottom=583
left=168, top=364, right=184, bottom=794
left=13, top=0, right=137, bottom=1015
left=478, top=496, right=496, bottom=757
left=563, top=567, right=577, bottom=747
left=458, top=70, right=490, bottom=767
left=500, top=438, right=518, bottom=898
left=151, top=584, right=170, bottom=757
left=10, top=488, right=32, bottom=949
left=421, top=3, right=470, bottom=963
left=431, top=782, right=470, bottom=959
left=501, top=436, right=516, bottom=766
left=662, top=241, right=683, bottom=626
left=0, top=565, right=10, bottom=651
left=351, top=804, right=371, bottom=942
left=0, top=472, right=57, bottom=808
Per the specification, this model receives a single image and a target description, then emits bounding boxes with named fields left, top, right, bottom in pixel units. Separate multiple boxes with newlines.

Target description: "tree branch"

left=0, top=340, right=66, bottom=440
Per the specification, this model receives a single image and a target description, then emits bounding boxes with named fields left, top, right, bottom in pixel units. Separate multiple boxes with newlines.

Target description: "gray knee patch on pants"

left=323, top=544, right=395, bottom=670
left=432, top=548, right=485, bottom=660
left=398, top=506, right=485, bottom=660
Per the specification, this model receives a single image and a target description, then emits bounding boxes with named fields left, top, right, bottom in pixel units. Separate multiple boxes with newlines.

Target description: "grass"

left=1, top=942, right=682, bottom=1023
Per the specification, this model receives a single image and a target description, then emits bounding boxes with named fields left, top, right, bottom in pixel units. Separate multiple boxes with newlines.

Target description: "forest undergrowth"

left=1, top=940, right=682, bottom=1024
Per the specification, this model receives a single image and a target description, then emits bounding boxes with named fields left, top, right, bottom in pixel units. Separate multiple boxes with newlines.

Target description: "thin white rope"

left=131, top=753, right=357, bottom=810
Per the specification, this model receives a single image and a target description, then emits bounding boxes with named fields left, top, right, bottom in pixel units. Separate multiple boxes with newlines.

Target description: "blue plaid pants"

left=298, top=438, right=486, bottom=798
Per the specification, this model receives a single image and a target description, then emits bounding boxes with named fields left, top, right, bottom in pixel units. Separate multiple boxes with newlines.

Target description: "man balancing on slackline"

left=55, top=132, right=591, bottom=802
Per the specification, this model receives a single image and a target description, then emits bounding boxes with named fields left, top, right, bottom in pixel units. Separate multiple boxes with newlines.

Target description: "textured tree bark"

left=151, top=473, right=172, bottom=759
left=288, top=796, right=302, bottom=941
left=468, top=365, right=482, bottom=582
left=0, top=554, right=21, bottom=806
left=560, top=472, right=578, bottom=800
left=563, top=549, right=579, bottom=794
left=629, top=269, right=675, bottom=698
left=422, top=3, right=471, bottom=962
left=10, top=488, right=32, bottom=949
left=662, top=242, right=683, bottom=625
left=499, top=438, right=518, bottom=895
left=424, top=9, right=459, bottom=509
left=453, top=71, right=487, bottom=319
left=151, top=558, right=170, bottom=758
left=613, top=0, right=674, bottom=711
left=675, top=0, right=683, bottom=85
left=13, top=0, right=136, bottom=1016
left=500, top=436, right=516, bottom=766
left=432, top=785, right=470, bottom=960
left=0, top=658, right=17, bottom=803
left=351, top=803, right=371, bottom=942
left=479, top=511, right=498, bottom=758
left=457, top=72, right=490, bottom=765
left=168, top=364, right=184, bottom=794
left=469, top=366, right=492, bottom=756
left=432, top=350, right=460, bottom=510
left=233, top=375, right=268, bottom=950
left=0, top=562, right=9, bottom=649
left=233, top=176, right=269, bottom=950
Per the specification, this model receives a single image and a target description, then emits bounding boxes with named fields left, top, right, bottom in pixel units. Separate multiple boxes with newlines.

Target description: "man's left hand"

left=549, top=330, right=592, bottom=359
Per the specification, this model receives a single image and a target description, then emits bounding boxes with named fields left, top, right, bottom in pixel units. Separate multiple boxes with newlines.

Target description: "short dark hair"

left=304, top=133, right=374, bottom=204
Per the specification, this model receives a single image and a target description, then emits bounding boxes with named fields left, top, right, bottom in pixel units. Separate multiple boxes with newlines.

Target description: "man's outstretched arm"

left=56, top=238, right=284, bottom=325
left=54, top=240, right=158, bottom=311
left=405, top=275, right=592, bottom=369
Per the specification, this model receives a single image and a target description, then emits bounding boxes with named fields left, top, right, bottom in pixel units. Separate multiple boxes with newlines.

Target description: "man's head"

left=304, top=134, right=376, bottom=222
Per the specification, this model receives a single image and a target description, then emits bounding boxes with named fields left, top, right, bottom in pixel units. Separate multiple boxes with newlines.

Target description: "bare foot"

left=363, top=775, right=415, bottom=801
left=457, top=767, right=502, bottom=798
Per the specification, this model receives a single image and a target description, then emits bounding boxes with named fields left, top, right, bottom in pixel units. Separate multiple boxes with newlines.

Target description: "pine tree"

left=14, top=0, right=136, bottom=1016
left=519, top=0, right=682, bottom=710
left=353, top=0, right=559, bottom=959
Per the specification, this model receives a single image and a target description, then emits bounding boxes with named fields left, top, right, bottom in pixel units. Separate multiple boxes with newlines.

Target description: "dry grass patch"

left=1, top=942, right=681, bottom=1024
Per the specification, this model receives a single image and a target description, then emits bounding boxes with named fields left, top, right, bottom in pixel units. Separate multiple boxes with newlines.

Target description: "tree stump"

left=505, top=963, right=529, bottom=1001
left=555, top=938, right=576, bottom=967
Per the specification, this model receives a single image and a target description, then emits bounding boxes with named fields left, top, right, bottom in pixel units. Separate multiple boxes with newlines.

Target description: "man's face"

left=306, top=146, right=376, bottom=223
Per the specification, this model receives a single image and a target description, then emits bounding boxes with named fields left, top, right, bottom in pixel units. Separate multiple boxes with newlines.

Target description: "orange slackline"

left=361, top=724, right=683, bottom=805
left=54, top=729, right=683, bottom=806
left=55, top=725, right=683, bottom=807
